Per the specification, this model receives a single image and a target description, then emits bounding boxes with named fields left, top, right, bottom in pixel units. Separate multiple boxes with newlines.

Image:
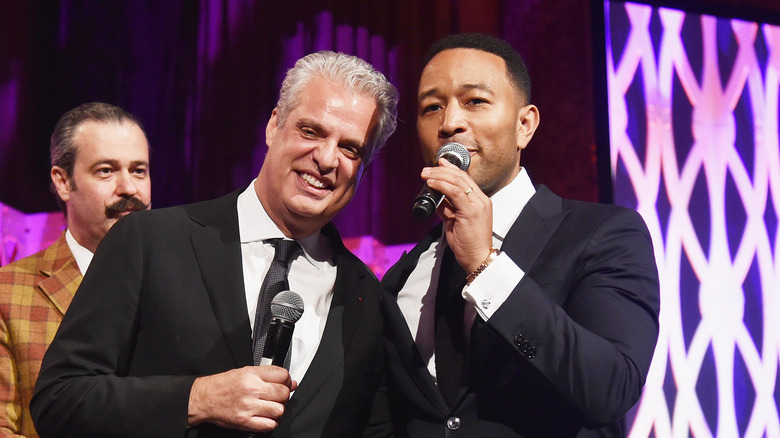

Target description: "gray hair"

left=275, top=51, right=398, bottom=164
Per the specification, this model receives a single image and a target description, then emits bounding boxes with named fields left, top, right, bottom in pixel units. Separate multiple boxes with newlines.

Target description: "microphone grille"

left=436, top=142, right=470, bottom=171
left=270, top=290, right=304, bottom=323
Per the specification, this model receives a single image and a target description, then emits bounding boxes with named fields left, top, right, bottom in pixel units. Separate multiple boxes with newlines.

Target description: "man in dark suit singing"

left=30, top=51, right=398, bottom=437
left=381, top=34, right=660, bottom=437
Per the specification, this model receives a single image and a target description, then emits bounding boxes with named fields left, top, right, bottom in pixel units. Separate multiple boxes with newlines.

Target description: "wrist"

left=188, top=376, right=210, bottom=426
left=466, top=248, right=500, bottom=285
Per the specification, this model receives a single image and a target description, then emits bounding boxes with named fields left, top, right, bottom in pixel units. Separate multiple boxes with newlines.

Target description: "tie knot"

left=272, top=239, right=301, bottom=264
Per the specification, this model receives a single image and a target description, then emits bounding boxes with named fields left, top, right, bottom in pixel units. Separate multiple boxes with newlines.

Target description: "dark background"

left=1, top=0, right=778, bottom=245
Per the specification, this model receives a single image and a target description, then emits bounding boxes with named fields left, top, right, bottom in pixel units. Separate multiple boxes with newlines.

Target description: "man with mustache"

left=0, top=102, right=151, bottom=438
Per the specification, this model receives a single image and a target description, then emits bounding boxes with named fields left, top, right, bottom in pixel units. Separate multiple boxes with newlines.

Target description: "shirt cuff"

left=462, top=252, right=524, bottom=320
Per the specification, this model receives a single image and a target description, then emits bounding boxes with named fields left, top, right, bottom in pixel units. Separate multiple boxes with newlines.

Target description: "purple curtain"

left=0, top=0, right=452, bottom=244
left=1, top=0, right=634, bottom=248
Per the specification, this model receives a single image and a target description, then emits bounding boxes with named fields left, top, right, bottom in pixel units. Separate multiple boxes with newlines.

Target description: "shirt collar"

left=490, top=167, right=535, bottom=241
left=237, top=180, right=329, bottom=265
left=64, top=228, right=93, bottom=276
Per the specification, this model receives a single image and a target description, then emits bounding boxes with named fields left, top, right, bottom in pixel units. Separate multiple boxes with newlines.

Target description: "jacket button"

left=513, top=334, right=525, bottom=346
left=446, top=417, right=461, bottom=430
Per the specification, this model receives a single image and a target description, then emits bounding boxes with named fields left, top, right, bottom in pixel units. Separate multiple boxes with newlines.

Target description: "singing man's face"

left=417, top=48, right=536, bottom=197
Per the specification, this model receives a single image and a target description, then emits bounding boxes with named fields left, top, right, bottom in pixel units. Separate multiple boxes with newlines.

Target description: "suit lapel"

left=283, top=223, right=364, bottom=412
left=382, top=225, right=450, bottom=414
left=37, top=232, right=82, bottom=316
left=381, top=224, right=441, bottom=298
left=500, top=185, right=569, bottom=271
left=189, top=192, right=253, bottom=367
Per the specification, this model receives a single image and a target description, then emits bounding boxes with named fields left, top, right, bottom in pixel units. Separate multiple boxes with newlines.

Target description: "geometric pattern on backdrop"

left=605, top=2, right=780, bottom=437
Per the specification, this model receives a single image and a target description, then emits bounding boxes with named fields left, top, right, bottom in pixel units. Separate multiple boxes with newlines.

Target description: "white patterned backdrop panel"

left=605, top=2, right=780, bottom=437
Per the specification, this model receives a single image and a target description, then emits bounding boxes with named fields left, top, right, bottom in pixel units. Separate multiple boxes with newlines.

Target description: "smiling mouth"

left=299, top=172, right=329, bottom=190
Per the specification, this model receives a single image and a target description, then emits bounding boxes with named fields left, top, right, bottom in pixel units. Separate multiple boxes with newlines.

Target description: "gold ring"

left=464, top=187, right=473, bottom=195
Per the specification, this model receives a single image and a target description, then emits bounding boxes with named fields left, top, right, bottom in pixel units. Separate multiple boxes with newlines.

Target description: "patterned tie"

left=434, top=246, right=468, bottom=407
left=252, top=239, right=302, bottom=367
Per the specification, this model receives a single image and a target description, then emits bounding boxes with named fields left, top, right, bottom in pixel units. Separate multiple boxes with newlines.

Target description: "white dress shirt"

left=396, top=168, right=535, bottom=379
left=237, top=181, right=336, bottom=384
left=65, top=228, right=94, bottom=275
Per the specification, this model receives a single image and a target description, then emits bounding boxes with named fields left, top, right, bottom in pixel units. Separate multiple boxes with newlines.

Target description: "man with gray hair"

left=31, top=51, right=398, bottom=437
left=0, top=102, right=151, bottom=438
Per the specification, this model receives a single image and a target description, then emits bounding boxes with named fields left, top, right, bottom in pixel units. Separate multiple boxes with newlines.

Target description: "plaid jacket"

left=0, top=232, right=80, bottom=437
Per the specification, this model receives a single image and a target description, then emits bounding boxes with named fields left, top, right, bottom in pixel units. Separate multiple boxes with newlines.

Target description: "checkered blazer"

left=0, top=232, right=80, bottom=437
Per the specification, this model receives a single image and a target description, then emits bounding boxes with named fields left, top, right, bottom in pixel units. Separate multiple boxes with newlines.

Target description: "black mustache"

left=105, top=197, right=149, bottom=218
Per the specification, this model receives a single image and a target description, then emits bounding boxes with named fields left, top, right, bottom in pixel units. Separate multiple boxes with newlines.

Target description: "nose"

left=313, top=140, right=339, bottom=174
left=439, top=104, right=468, bottom=138
left=115, top=171, right=139, bottom=198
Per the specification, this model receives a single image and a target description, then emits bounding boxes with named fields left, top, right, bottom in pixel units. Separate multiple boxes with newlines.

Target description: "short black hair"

left=423, top=33, right=532, bottom=104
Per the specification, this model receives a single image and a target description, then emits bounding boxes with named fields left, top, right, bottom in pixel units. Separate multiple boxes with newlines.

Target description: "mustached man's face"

left=52, top=120, right=151, bottom=253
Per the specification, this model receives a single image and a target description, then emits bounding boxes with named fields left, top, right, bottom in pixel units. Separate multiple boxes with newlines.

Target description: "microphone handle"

left=412, top=187, right=443, bottom=221
left=261, top=318, right=295, bottom=367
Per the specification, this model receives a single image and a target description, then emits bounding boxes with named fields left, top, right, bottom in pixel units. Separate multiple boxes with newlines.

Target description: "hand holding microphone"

left=412, top=142, right=495, bottom=274
left=188, top=291, right=304, bottom=434
left=411, top=142, right=471, bottom=221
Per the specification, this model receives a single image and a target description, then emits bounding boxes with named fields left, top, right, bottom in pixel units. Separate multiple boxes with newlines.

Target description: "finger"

left=426, top=165, right=478, bottom=197
left=437, top=197, right=455, bottom=219
left=254, top=365, right=292, bottom=385
left=437, top=159, right=476, bottom=195
left=254, top=400, right=287, bottom=420
left=259, top=381, right=293, bottom=404
left=246, top=417, right=279, bottom=433
left=438, top=157, right=460, bottom=168
left=426, top=177, right=475, bottom=209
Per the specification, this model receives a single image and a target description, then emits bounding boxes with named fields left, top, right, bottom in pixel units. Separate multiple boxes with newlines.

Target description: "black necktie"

left=252, top=239, right=301, bottom=367
left=434, top=246, right=468, bottom=407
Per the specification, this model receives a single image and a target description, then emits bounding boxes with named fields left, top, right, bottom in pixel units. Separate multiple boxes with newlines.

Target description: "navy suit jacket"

left=382, top=186, right=660, bottom=437
left=31, top=191, right=388, bottom=438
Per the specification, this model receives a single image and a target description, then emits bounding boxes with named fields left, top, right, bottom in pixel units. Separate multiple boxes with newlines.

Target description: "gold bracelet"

left=466, top=248, right=500, bottom=285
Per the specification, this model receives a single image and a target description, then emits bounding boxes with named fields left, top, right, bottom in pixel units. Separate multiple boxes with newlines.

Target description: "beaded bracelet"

left=466, top=248, right=500, bottom=285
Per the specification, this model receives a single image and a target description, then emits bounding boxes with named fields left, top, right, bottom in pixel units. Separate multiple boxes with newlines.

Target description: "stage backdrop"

left=0, top=0, right=606, bottom=254
left=3, top=2, right=780, bottom=436
left=602, top=1, right=780, bottom=436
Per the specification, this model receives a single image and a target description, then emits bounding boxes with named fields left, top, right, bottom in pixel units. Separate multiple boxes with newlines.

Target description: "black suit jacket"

left=382, top=186, right=660, bottom=437
left=31, top=191, right=388, bottom=438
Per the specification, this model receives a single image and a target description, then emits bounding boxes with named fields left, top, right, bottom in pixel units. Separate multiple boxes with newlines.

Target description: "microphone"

left=259, top=290, right=304, bottom=366
left=411, top=142, right=471, bottom=221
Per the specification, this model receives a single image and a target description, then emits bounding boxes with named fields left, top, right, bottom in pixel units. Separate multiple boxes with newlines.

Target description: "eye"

left=95, top=167, right=113, bottom=177
left=300, top=126, right=319, bottom=139
left=339, top=144, right=363, bottom=161
left=467, top=97, right=488, bottom=106
left=420, top=103, right=442, bottom=115
left=132, top=167, right=149, bottom=177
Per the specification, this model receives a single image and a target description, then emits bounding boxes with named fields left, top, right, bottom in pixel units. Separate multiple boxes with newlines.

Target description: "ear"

left=516, top=104, right=540, bottom=151
left=265, top=108, right=280, bottom=148
left=50, top=166, right=72, bottom=202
